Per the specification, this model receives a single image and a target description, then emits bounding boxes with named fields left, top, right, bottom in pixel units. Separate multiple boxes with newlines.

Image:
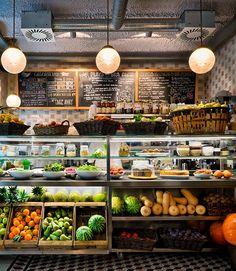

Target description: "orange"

left=9, top=232, right=14, bottom=239
left=24, top=226, right=29, bottom=231
left=34, top=224, right=39, bottom=230
left=34, top=216, right=40, bottom=224
left=28, top=221, right=35, bottom=227
left=32, top=236, right=38, bottom=240
left=26, top=230, right=32, bottom=235
left=24, top=234, right=32, bottom=241
left=17, top=224, right=24, bottom=231
left=13, top=219, right=20, bottom=227
left=23, top=209, right=30, bottom=216
left=32, top=229, right=39, bottom=236
left=10, top=226, right=16, bottom=232
left=30, top=212, right=37, bottom=219
left=20, top=230, right=26, bottom=237
left=25, top=216, right=31, bottom=223
left=21, top=221, right=26, bottom=226
left=12, top=228, right=20, bottom=236
left=17, top=215, right=23, bottom=221
left=35, top=208, right=41, bottom=215
left=15, top=211, right=20, bottom=217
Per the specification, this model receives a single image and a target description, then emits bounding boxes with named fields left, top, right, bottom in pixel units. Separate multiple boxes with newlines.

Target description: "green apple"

left=0, top=217, right=2, bottom=223
left=0, top=213, right=6, bottom=218
left=3, top=207, right=9, bottom=214
left=2, top=218, right=7, bottom=225
left=0, top=208, right=2, bottom=214
left=0, top=223, right=4, bottom=229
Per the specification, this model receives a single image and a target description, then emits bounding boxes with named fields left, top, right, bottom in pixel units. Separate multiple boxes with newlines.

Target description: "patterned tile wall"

left=205, top=34, right=236, bottom=97
left=3, top=61, right=206, bottom=134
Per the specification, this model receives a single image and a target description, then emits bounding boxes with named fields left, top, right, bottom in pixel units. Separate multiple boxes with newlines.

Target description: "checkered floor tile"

left=7, top=253, right=233, bottom=271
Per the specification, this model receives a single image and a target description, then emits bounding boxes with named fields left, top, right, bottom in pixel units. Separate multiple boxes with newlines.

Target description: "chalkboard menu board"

left=138, top=71, right=196, bottom=104
left=78, top=71, right=135, bottom=107
left=18, top=71, right=76, bottom=107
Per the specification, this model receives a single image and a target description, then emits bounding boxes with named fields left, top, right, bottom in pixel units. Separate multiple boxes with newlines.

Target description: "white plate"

left=33, top=168, right=44, bottom=177
left=160, top=175, right=189, bottom=180
left=43, top=171, right=65, bottom=180
left=76, top=170, right=102, bottom=180
left=194, top=173, right=211, bottom=179
left=10, top=170, right=33, bottom=179
left=135, top=152, right=170, bottom=157
left=110, top=172, right=125, bottom=179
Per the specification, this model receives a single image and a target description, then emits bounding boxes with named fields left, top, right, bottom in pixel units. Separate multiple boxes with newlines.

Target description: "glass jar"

left=67, top=144, right=76, bottom=157
left=41, top=145, right=51, bottom=156
left=18, top=145, right=28, bottom=156
left=143, top=101, right=150, bottom=114
left=119, top=143, right=130, bottom=157
left=111, top=101, right=116, bottom=113
left=134, top=102, right=143, bottom=114
left=31, top=145, right=40, bottom=156
left=80, top=145, right=90, bottom=157
left=55, top=143, right=65, bottom=156
left=7, top=145, right=18, bottom=156
left=101, top=100, right=106, bottom=114
left=116, top=101, right=124, bottom=114
left=160, top=102, right=170, bottom=115
left=106, top=101, right=111, bottom=114
left=152, top=101, right=159, bottom=114
left=125, top=100, right=133, bottom=114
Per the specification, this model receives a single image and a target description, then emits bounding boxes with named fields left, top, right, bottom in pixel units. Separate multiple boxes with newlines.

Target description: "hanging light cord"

left=13, top=0, right=16, bottom=39
left=200, top=0, right=203, bottom=46
left=106, top=0, right=109, bottom=46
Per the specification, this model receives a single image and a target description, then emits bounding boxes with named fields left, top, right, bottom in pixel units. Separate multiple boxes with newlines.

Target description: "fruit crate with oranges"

left=4, top=202, right=43, bottom=248
left=0, top=204, right=11, bottom=248
left=39, top=202, right=74, bottom=249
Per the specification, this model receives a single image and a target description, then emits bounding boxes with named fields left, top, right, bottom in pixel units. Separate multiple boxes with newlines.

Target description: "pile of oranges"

left=8, top=207, right=41, bottom=241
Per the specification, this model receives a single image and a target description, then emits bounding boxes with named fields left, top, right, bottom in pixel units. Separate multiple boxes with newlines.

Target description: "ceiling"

left=0, top=0, right=236, bottom=57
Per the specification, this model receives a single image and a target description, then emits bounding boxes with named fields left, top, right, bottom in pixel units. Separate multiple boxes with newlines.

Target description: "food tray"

left=33, top=120, right=69, bottom=136
left=0, top=123, right=30, bottom=135
left=73, top=202, right=108, bottom=249
left=113, top=229, right=158, bottom=251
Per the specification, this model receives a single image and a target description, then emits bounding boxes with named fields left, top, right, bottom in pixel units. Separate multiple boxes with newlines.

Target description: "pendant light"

left=96, top=0, right=120, bottom=74
left=1, top=0, right=27, bottom=74
left=188, top=0, right=215, bottom=74
left=6, top=94, right=21, bottom=108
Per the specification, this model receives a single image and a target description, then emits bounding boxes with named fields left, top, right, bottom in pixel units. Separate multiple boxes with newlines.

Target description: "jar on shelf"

left=152, top=101, right=160, bottom=114
left=7, top=145, right=18, bottom=156
left=55, top=143, right=65, bottom=156
left=106, top=101, right=111, bottom=114
left=143, top=101, right=150, bottom=114
left=111, top=101, right=116, bottom=113
left=18, top=145, right=28, bottom=156
left=134, top=102, right=143, bottom=114
left=116, top=101, right=124, bottom=114
left=125, top=100, right=133, bottom=114
left=31, top=145, right=40, bottom=156
left=97, top=101, right=102, bottom=114
left=160, top=102, right=170, bottom=115
left=41, top=145, right=51, bottom=156
left=80, top=145, right=90, bottom=157
left=67, top=144, right=76, bottom=157
left=101, top=100, right=107, bottom=114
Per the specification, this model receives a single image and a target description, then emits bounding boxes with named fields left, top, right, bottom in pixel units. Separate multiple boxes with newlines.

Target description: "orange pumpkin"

left=223, top=213, right=236, bottom=245
left=210, top=222, right=226, bottom=245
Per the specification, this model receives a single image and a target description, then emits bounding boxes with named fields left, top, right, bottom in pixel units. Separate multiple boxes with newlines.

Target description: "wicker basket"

left=122, top=122, right=156, bottom=135
left=171, top=107, right=229, bottom=134
left=113, top=229, right=157, bottom=251
left=74, top=120, right=119, bottom=135
left=33, top=120, right=70, bottom=136
left=0, top=123, right=30, bottom=135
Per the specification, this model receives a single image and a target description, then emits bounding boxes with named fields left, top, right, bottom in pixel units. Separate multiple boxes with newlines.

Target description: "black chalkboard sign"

left=18, top=71, right=77, bottom=107
left=138, top=71, right=196, bottom=104
left=78, top=71, right=135, bottom=107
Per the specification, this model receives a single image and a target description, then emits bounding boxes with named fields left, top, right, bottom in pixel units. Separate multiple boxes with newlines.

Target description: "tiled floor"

left=5, top=253, right=233, bottom=271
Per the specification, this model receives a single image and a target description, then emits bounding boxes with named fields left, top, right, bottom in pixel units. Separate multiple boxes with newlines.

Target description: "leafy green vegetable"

left=134, top=114, right=143, bottom=122
left=77, top=164, right=100, bottom=171
left=44, top=163, right=64, bottom=172
left=91, top=148, right=105, bottom=158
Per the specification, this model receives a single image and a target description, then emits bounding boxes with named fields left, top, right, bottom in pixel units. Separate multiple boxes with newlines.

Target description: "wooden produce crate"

left=0, top=204, right=11, bottom=248
left=39, top=202, right=75, bottom=249
left=4, top=202, right=43, bottom=248
left=73, top=202, right=108, bottom=250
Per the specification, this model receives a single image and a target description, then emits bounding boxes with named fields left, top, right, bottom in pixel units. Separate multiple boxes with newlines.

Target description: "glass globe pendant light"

left=6, top=94, right=21, bottom=108
left=1, top=0, right=27, bottom=74
left=96, top=0, right=120, bottom=74
left=188, top=0, right=215, bottom=74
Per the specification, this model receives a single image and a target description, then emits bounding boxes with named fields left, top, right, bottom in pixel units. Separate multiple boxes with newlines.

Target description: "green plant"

left=17, top=189, right=29, bottom=202
left=44, top=163, right=64, bottom=172
left=5, top=186, right=18, bottom=204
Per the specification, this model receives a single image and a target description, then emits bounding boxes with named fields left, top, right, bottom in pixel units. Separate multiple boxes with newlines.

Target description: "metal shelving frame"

left=0, top=135, right=235, bottom=255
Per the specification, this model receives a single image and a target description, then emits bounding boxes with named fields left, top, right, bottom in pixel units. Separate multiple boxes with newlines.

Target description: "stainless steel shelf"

left=0, top=249, right=109, bottom=255
left=110, top=176, right=236, bottom=188
left=112, top=216, right=224, bottom=221
left=0, top=156, right=106, bottom=160
left=0, top=177, right=108, bottom=187
left=111, top=155, right=234, bottom=160
left=111, top=247, right=219, bottom=253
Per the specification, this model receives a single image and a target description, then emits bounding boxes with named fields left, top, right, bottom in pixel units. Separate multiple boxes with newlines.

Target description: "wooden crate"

left=39, top=202, right=74, bottom=249
left=73, top=202, right=108, bottom=250
left=0, top=204, right=11, bottom=248
left=4, top=202, right=43, bottom=248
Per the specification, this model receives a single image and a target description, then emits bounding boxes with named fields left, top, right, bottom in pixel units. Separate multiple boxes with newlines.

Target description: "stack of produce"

left=0, top=206, right=10, bottom=240
left=140, top=189, right=206, bottom=217
left=33, top=120, right=70, bottom=136
left=40, top=208, right=73, bottom=241
left=8, top=207, right=41, bottom=242
left=0, top=113, right=29, bottom=135
left=159, top=227, right=208, bottom=251
left=76, top=214, right=106, bottom=241
left=203, top=193, right=236, bottom=215
left=112, top=195, right=142, bottom=216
